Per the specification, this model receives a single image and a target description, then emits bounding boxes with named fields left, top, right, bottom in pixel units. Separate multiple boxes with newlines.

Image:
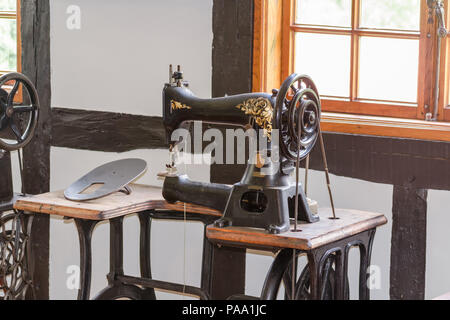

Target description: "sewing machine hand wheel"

left=274, top=74, right=321, bottom=162
left=0, top=73, right=39, bottom=151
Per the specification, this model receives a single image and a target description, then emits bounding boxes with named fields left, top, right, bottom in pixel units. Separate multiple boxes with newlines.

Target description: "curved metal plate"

left=64, top=158, right=147, bottom=201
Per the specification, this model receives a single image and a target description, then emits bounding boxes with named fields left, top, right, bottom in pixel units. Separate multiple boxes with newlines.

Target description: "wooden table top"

left=0, top=194, right=19, bottom=212
left=206, top=208, right=387, bottom=251
left=13, top=184, right=221, bottom=221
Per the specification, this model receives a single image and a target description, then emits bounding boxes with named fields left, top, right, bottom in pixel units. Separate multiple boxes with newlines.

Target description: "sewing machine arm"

left=162, top=175, right=232, bottom=212
left=163, top=84, right=274, bottom=144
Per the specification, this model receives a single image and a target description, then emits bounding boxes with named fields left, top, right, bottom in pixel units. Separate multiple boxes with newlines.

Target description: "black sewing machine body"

left=163, top=84, right=273, bottom=141
left=161, top=67, right=321, bottom=234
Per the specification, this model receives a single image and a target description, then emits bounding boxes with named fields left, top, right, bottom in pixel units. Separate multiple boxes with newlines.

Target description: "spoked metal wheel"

left=0, top=72, right=39, bottom=151
left=282, top=254, right=349, bottom=300
left=94, top=284, right=156, bottom=300
left=274, top=73, right=321, bottom=162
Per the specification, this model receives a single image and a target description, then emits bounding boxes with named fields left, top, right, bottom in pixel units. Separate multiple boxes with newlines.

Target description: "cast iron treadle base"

left=0, top=208, right=34, bottom=300
left=258, top=230, right=375, bottom=300
left=74, top=210, right=218, bottom=300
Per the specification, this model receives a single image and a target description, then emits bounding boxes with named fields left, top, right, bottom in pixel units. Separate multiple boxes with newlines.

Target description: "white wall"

left=7, top=0, right=445, bottom=300
left=51, top=0, right=212, bottom=115
left=48, top=0, right=213, bottom=300
left=426, top=189, right=450, bottom=299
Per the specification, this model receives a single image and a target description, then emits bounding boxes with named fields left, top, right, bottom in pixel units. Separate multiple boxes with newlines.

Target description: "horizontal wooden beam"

left=307, top=132, right=450, bottom=191
left=51, top=108, right=450, bottom=190
left=51, top=108, right=167, bottom=152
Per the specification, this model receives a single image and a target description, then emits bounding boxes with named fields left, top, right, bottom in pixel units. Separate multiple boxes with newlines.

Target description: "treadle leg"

left=109, top=217, right=124, bottom=277
left=343, top=245, right=351, bottom=300
left=94, top=217, right=123, bottom=300
left=359, top=229, right=376, bottom=300
left=333, top=250, right=346, bottom=300
left=138, top=212, right=156, bottom=300
left=24, top=213, right=36, bottom=300
left=74, top=219, right=98, bottom=300
left=95, top=216, right=147, bottom=300
left=200, top=224, right=214, bottom=298
left=306, top=250, right=321, bottom=300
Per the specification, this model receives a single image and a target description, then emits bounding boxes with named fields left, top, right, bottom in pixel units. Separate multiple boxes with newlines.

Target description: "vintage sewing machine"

left=160, top=66, right=323, bottom=234
left=0, top=72, right=40, bottom=300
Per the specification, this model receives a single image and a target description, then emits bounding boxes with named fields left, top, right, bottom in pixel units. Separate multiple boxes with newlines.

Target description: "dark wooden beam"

left=208, top=0, right=255, bottom=298
left=210, top=0, right=254, bottom=182
left=0, top=151, right=13, bottom=202
left=308, top=132, right=450, bottom=191
left=390, top=185, right=428, bottom=300
left=212, top=0, right=254, bottom=97
left=51, top=108, right=166, bottom=152
left=21, top=0, right=51, bottom=300
left=49, top=110, right=450, bottom=192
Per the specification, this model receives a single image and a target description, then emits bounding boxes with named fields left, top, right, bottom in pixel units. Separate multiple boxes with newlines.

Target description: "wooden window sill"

left=321, top=112, right=450, bottom=142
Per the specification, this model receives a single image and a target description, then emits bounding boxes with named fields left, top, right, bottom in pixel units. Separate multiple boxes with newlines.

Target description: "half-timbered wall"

left=13, top=0, right=450, bottom=300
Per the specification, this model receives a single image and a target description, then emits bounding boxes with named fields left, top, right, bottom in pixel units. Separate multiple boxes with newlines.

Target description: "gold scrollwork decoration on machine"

left=236, top=98, right=273, bottom=140
left=171, top=100, right=192, bottom=110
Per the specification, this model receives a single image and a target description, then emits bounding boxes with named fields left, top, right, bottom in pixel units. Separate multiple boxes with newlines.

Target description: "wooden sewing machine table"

left=206, top=208, right=387, bottom=300
left=14, top=185, right=387, bottom=300
left=14, top=184, right=221, bottom=300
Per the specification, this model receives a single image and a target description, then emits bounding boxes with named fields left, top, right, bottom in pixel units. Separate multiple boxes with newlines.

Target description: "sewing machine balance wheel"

left=0, top=72, right=40, bottom=151
left=274, top=74, right=321, bottom=162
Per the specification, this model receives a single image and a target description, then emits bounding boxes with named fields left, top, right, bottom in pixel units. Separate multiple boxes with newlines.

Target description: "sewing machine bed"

left=206, top=208, right=387, bottom=251
left=13, top=183, right=221, bottom=220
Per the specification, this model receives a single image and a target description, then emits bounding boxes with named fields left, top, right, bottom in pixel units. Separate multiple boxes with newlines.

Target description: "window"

left=292, top=0, right=422, bottom=117
left=0, top=0, right=20, bottom=75
left=253, top=0, right=450, bottom=141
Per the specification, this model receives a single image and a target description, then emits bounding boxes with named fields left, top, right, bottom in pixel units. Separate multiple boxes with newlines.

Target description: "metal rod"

left=117, top=274, right=210, bottom=300
left=294, top=119, right=302, bottom=231
left=304, top=154, right=310, bottom=197
left=291, top=249, right=296, bottom=300
left=17, top=149, right=25, bottom=195
left=319, top=130, right=337, bottom=219
left=292, top=116, right=303, bottom=300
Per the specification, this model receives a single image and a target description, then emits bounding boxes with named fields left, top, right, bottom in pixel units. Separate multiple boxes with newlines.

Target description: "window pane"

left=295, top=0, right=351, bottom=27
left=360, top=0, right=420, bottom=31
left=0, top=0, right=16, bottom=11
left=295, top=32, right=350, bottom=97
left=359, top=37, right=419, bottom=102
left=0, top=19, right=17, bottom=71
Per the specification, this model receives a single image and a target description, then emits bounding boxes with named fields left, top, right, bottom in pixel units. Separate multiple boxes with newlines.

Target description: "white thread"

left=182, top=146, right=188, bottom=298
